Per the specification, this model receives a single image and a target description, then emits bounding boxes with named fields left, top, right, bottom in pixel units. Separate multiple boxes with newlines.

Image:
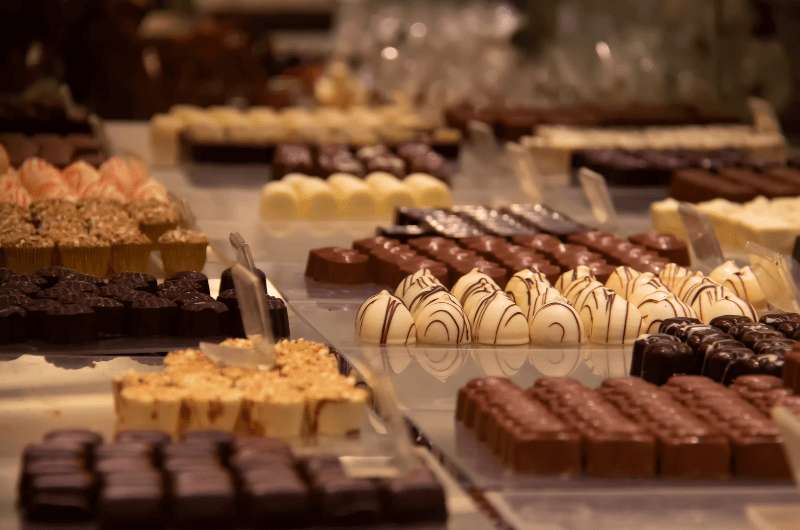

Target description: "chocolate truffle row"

left=631, top=313, right=797, bottom=386
left=273, top=142, right=453, bottom=182
left=19, top=428, right=447, bottom=527
left=0, top=266, right=288, bottom=344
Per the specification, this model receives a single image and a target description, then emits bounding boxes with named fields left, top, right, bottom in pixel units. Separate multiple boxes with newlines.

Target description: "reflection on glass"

left=471, top=350, right=526, bottom=377
left=413, top=348, right=468, bottom=382
left=528, top=348, right=581, bottom=377
left=385, top=348, right=412, bottom=374
left=582, top=348, right=632, bottom=378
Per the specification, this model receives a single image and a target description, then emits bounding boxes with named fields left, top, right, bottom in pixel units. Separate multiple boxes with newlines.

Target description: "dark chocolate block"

left=170, top=469, right=236, bottom=528
left=380, top=468, right=447, bottom=523
left=98, top=473, right=165, bottom=530
left=315, top=475, right=382, bottom=525
left=94, top=442, right=155, bottom=463
left=114, top=430, right=171, bottom=449
left=43, top=304, right=97, bottom=343
left=305, top=247, right=370, bottom=284
left=18, top=458, right=84, bottom=506
left=25, top=472, right=96, bottom=521
left=23, top=443, right=86, bottom=465
left=44, top=430, right=102, bottom=453
left=169, top=271, right=210, bottom=295
left=0, top=305, right=26, bottom=343
left=96, top=457, right=154, bottom=474
left=84, top=296, right=125, bottom=337
left=630, top=334, right=682, bottom=377
left=176, top=300, right=228, bottom=337
left=670, top=169, right=756, bottom=203
left=127, top=296, right=176, bottom=336
left=108, top=272, right=157, bottom=292
left=718, top=168, right=798, bottom=198
left=216, top=288, right=244, bottom=338
left=638, top=340, right=696, bottom=385
left=183, top=431, right=234, bottom=459
left=267, top=295, right=290, bottom=340
left=220, top=266, right=267, bottom=293
left=240, top=468, right=311, bottom=527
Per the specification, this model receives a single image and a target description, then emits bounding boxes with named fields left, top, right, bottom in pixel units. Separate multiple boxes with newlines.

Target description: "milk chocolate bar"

left=530, top=378, right=656, bottom=478
left=664, top=376, right=789, bottom=479
left=599, top=377, right=731, bottom=479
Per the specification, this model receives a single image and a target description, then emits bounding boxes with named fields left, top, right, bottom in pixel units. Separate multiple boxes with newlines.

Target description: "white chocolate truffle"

left=604, top=266, right=641, bottom=297
left=555, top=266, right=595, bottom=293
left=150, top=113, right=184, bottom=166
left=259, top=181, right=300, bottom=221
left=365, top=171, right=415, bottom=217
left=414, top=297, right=471, bottom=345
left=635, top=291, right=696, bottom=333
left=624, top=274, right=671, bottom=306
left=718, top=266, right=767, bottom=311
left=562, top=277, right=605, bottom=307
left=581, top=291, right=643, bottom=344
left=529, top=300, right=585, bottom=345
left=355, top=290, right=416, bottom=345
left=394, top=268, right=443, bottom=307
left=688, top=284, right=757, bottom=323
left=464, top=291, right=529, bottom=345
left=451, top=268, right=500, bottom=304
left=658, top=263, right=698, bottom=290
left=709, top=260, right=741, bottom=284
left=505, top=269, right=551, bottom=316
left=674, top=274, right=716, bottom=302
left=527, top=287, right=566, bottom=321
left=283, top=174, right=338, bottom=220
left=404, top=173, right=453, bottom=208
left=327, top=173, right=376, bottom=219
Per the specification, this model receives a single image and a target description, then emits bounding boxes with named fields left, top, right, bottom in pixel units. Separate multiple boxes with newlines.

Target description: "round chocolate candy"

left=658, top=317, right=702, bottom=338
left=127, top=296, right=176, bottom=336
left=169, top=271, right=210, bottom=295
left=108, top=272, right=158, bottom=293
left=702, top=349, right=753, bottom=382
left=630, top=334, right=682, bottom=376
left=709, top=315, right=754, bottom=334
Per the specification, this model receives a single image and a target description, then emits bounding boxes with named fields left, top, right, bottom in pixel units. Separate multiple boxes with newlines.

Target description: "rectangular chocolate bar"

left=599, top=377, right=731, bottom=479
left=664, top=376, right=789, bottom=479
left=670, top=169, right=756, bottom=203
left=530, top=378, right=656, bottom=478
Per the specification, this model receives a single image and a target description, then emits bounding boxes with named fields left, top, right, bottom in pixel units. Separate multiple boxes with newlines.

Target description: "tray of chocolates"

left=150, top=104, right=462, bottom=167
left=300, top=204, right=689, bottom=297
left=0, top=266, right=288, bottom=355
left=433, top=372, right=799, bottom=489
left=16, top=428, right=449, bottom=529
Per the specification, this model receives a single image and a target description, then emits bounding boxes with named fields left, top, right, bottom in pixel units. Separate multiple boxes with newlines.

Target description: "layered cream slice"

left=113, top=339, right=367, bottom=439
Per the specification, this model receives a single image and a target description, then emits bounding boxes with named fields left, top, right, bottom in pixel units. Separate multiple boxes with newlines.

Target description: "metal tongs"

left=199, top=232, right=275, bottom=368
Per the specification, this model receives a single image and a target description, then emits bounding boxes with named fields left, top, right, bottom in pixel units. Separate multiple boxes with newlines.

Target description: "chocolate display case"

left=0, top=314, right=494, bottom=529
left=8, top=121, right=793, bottom=529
